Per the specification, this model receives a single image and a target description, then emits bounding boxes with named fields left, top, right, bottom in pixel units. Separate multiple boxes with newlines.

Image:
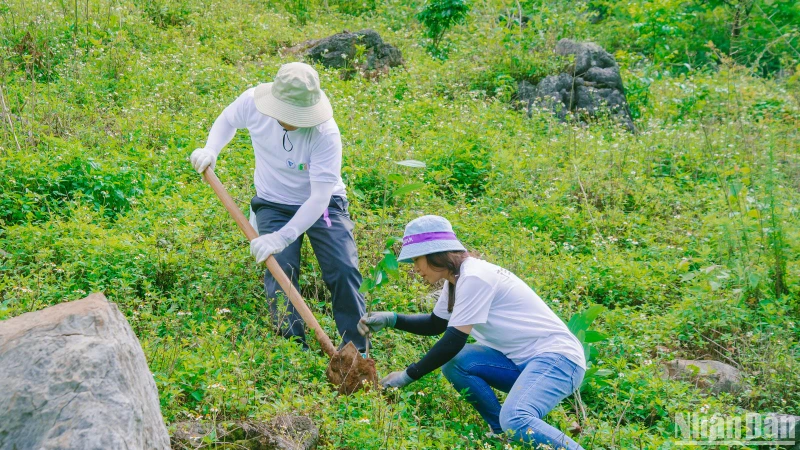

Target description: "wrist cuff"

left=277, top=228, right=298, bottom=243
left=389, top=312, right=397, bottom=328
left=405, top=365, right=421, bottom=381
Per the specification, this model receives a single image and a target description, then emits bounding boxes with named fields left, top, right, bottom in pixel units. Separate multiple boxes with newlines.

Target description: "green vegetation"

left=417, top=0, right=470, bottom=56
left=0, top=0, right=798, bottom=448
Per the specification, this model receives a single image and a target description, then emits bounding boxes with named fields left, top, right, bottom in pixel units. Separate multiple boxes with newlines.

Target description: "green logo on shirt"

left=298, top=163, right=308, bottom=171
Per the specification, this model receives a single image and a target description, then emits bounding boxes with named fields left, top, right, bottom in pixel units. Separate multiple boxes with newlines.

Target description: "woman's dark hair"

left=424, top=250, right=469, bottom=313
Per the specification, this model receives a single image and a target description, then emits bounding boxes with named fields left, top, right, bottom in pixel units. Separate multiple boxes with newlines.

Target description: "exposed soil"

left=325, top=341, right=378, bottom=395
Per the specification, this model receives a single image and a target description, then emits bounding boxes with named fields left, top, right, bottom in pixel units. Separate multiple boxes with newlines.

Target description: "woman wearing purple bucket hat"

left=358, top=215, right=587, bottom=449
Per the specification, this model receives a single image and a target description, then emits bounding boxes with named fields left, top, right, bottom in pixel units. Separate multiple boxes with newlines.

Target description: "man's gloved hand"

left=380, top=370, right=413, bottom=389
left=250, top=232, right=292, bottom=263
left=357, top=312, right=397, bottom=336
left=190, top=148, right=217, bottom=174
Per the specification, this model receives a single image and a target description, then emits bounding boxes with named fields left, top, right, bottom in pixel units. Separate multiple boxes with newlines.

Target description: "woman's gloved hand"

left=357, top=312, right=397, bottom=336
left=380, top=370, right=413, bottom=388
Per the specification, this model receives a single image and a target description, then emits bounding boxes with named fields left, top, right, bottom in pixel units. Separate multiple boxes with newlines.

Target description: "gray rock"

left=556, top=40, right=619, bottom=79
left=0, top=293, right=170, bottom=450
left=170, top=416, right=319, bottom=450
left=662, top=359, right=744, bottom=394
left=521, top=39, right=634, bottom=131
left=294, top=29, right=403, bottom=77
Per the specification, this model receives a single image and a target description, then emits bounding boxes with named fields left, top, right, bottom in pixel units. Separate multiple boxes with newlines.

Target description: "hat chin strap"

left=278, top=120, right=299, bottom=131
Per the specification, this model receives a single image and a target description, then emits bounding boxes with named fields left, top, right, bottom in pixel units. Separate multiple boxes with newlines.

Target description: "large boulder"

left=662, top=359, right=743, bottom=394
left=288, top=29, right=403, bottom=77
left=0, top=293, right=170, bottom=450
left=170, top=416, right=319, bottom=450
left=521, top=39, right=634, bottom=131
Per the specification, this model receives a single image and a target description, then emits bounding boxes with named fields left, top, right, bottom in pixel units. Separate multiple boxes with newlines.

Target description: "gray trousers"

left=251, top=195, right=367, bottom=352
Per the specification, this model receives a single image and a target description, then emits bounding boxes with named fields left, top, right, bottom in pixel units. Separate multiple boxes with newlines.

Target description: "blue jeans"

left=442, top=345, right=585, bottom=449
left=251, top=195, right=367, bottom=352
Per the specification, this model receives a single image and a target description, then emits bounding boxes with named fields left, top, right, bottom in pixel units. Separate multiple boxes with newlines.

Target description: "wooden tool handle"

left=203, top=168, right=337, bottom=357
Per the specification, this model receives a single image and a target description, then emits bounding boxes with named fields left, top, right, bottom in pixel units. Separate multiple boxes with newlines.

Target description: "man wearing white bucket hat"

left=359, top=215, right=586, bottom=449
left=190, top=62, right=366, bottom=352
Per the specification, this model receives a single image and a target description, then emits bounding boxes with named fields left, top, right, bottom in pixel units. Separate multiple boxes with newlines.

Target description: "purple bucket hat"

left=397, top=215, right=467, bottom=263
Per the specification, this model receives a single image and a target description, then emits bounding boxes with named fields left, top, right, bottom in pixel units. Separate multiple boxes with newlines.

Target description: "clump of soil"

left=325, top=341, right=378, bottom=395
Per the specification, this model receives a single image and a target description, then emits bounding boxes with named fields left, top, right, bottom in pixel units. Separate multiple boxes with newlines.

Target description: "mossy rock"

left=170, top=416, right=318, bottom=450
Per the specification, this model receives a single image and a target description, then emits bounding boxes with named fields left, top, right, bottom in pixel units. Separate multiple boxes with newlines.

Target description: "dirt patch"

left=325, top=341, right=378, bottom=395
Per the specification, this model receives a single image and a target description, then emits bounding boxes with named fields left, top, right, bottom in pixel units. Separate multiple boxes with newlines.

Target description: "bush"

left=424, top=142, right=489, bottom=202
left=417, top=0, right=470, bottom=54
left=0, top=139, right=143, bottom=225
left=588, top=0, right=800, bottom=75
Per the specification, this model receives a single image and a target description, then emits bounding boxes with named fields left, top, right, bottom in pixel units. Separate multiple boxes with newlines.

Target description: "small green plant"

left=416, top=0, right=469, bottom=56
left=359, top=161, right=427, bottom=284
left=565, top=304, right=611, bottom=430
left=357, top=159, right=426, bottom=355
left=567, top=304, right=612, bottom=390
left=359, top=236, right=401, bottom=358
left=359, top=237, right=401, bottom=296
left=390, top=160, right=427, bottom=199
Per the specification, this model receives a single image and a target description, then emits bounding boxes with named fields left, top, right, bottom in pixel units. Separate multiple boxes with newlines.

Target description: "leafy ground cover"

left=0, top=0, right=798, bottom=448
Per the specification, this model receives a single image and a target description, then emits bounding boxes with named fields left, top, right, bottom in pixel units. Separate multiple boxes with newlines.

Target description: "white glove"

left=250, top=232, right=292, bottom=263
left=190, top=148, right=217, bottom=174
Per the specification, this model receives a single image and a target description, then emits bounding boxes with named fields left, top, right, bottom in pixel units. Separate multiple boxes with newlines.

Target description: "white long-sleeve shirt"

left=204, top=88, right=347, bottom=241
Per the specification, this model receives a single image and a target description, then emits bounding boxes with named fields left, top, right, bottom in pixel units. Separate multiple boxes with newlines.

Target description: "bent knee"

left=499, top=403, right=543, bottom=432
left=441, top=349, right=472, bottom=381
left=441, top=357, right=459, bottom=381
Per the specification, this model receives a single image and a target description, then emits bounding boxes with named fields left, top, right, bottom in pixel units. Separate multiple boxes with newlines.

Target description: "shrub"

left=0, top=139, right=143, bottom=225
left=417, top=0, right=470, bottom=54
left=588, top=0, right=800, bottom=75
left=134, top=0, right=197, bottom=27
left=424, top=142, right=489, bottom=202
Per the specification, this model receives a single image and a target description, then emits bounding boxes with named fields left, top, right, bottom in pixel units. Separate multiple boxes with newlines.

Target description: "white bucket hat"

left=397, top=215, right=467, bottom=263
left=254, top=62, right=333, bottom=128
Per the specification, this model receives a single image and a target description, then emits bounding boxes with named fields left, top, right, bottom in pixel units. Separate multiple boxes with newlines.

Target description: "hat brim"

left=254, top=83, right=333, bottom=128
left=397, top=240, right=467, bottom=263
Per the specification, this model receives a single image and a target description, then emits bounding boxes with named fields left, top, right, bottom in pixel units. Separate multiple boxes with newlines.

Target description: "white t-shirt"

left=433, top=258, right=586, bottom=369
left=223, top=88, right=347, bottom=205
